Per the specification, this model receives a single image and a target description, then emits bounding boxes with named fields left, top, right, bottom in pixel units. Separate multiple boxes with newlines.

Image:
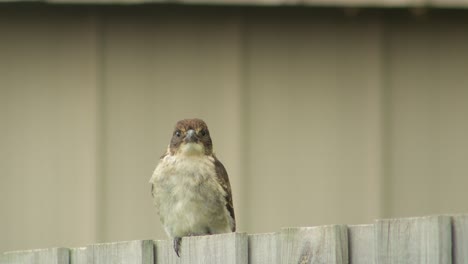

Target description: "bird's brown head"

left=169, top=118, right=213, bottom=156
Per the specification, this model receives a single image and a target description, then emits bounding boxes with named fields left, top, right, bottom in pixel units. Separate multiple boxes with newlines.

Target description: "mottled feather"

left=214, top=157, right=236, bottom=232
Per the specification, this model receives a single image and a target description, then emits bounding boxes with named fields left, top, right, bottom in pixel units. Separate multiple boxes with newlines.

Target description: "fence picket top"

left=68, top=240, right=154, bottom=264
left=348, top=224, right=374, bottom=264
left=375, top=215, right=452, bottom=264
left=154, top=239, right=181, bottom=264
left=248, top=232, right=279, bottom=264
left=69, top=247, right=92, bottom=264
left=155, top=232, right=247, bottom=264
left=90, top=239, right=153, bottom=264
left=0, top=247, right=69, bottom=264
left=2, top=214, right=468, bottom=264
left=451, top=214, right=468, bottom=264
left=280, top=225, right=348, bottom=264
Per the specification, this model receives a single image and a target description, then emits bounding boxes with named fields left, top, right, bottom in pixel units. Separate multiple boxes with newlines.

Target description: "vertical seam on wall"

left=239, top=7, right=251, bottom=233
left=94, top=6, right=107, bottom=243
left=381, top=10, right=392, bottom=219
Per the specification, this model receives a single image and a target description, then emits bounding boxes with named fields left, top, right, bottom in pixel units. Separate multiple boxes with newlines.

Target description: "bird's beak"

left=185, top=129, right=197, bottom=143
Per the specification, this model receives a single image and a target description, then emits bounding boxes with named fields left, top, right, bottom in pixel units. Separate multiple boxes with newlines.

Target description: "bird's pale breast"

left=150, top=155, right=232, bottom=238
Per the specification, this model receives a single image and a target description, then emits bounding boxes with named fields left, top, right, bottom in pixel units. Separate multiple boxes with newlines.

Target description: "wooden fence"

left=1, top=215, right=467, bottom=264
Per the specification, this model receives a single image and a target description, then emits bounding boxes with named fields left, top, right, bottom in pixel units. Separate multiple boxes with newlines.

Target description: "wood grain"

left=154, top=239, right=182, bottom=264
left=0, top=248, right=69, bottom=264
left=70, top=247, right=92, bottom=264
left=248, top=232, right=279, bottom=264
left=280, top=225, right=348, bottom=264
left=155, top=233, right=247, bottom=264
left=348, top=224, right=374, bottom=264
left=375, top=215, right=451, bottom=264
left=2, top=214, right=468, bottom=264
left=451, top=215, right=468, bottom=264
left=88, top=240, right=153, bottom=264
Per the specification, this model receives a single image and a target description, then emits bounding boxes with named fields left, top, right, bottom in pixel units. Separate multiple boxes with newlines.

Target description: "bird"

left=149, top=118, right=236, bottom=257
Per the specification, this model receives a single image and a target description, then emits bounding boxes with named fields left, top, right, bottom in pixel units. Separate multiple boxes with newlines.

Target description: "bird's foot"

left=173, top=237, right=182, bottom=257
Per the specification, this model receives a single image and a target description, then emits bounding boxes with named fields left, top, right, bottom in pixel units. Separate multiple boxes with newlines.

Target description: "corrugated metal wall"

left=1, top=4, right=467, bottom=253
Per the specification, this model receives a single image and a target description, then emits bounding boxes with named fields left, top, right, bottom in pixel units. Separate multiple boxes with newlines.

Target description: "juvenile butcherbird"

left=149, top=118, right=236, bottom=257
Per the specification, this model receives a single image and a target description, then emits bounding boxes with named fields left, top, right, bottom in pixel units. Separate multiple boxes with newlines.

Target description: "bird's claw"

left=173, top=237, right=182, bottom=257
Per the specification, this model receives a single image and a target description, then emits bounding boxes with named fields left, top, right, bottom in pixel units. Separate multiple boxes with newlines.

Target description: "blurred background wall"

left=1, top=2, right=468, bottom=253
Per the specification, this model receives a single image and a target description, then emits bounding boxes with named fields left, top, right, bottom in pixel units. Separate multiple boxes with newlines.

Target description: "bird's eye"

left=200, top=129, right=207, bottom=136
left=175, top=130, right=181, bottom=137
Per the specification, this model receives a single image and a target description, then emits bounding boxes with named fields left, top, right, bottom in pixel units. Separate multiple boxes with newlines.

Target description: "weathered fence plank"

left=154, top=239, right=181, bottom=264
left=280, top=225, right=348, bottom=264
left=375, top=215, right=451, bottom=264
left=3, top=214, right=468, bottom=264
left=70, top=240, right=153, bottom=264
left=70, top=247, right=93, bottom=264
left=348, top=224, right=374, bottom=264
left=248, top=232, right=279, bottom=264
left=452, top=215, right=468, bottom=264
left=94, top=240, right=153, bottom=264
left=154, top=232, right=247, bottom=264
left=0, top=248, right=69, bottom=264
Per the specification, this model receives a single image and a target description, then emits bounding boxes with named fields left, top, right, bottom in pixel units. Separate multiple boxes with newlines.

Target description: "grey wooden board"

left=0, top=248, right=69, bottom=264
left=154, top=233, right=247, bottom=264
left=91, top=240, right=153, bottom=264
left=452, top=215, right=468, bottom=264
left=348, top=224, right=374, bottom=264
left=375, top=215, right=451, bottom=264
left=280, top=225, right=348, bottom=264
left=70, top=247, right=93, bottom=264
left=154, top=239, right=181, bottom=264
left=248, top=232, right=279, bottom=264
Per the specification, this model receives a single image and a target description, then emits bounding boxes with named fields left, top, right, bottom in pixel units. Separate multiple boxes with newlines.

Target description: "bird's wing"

left=150, top=152, right=168, bottom=198
left=214, top=157, right=236, bottom=232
